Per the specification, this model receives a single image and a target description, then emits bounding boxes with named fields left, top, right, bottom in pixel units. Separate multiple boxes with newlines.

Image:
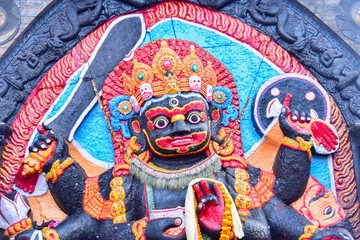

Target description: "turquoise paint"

left=142, top=33, right=152, bottom=45
left=73, top=104, right=114, bottom=163
left=147, top=20, right=176, bottom=41
left=310, top=155, right=331, bottom=190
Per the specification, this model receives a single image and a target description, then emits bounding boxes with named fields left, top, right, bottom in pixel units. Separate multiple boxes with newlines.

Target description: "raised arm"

left=273, top=107, right=313, bottom=205
left=21, top=131, right=86, bottom=215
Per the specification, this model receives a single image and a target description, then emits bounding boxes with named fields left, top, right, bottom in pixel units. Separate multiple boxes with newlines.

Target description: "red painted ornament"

left=212, top=109, right=220, bottom=122
left=132, top=120, right=141, bottom=133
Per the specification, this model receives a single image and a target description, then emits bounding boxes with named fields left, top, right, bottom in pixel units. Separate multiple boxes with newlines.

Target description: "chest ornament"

left=130, top=153, right=221, bottom=191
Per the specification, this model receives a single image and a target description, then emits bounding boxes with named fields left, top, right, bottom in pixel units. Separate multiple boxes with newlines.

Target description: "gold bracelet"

left=132, top=218, right=147, bottom=240
left=282, top=136, right=312, bottom=158
left=46, top=158, right=74, bottom=183
left=42, top=227, right=60, bottom=240
left=4, top=218, right=32, bottom=238
left=298, top=225, right=317, bottom=240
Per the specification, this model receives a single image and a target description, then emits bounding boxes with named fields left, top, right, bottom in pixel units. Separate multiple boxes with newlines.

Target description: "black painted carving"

left=118, top=0, right=161, bottom=8
left=0, top=0, right=137, bottom=123
left=0, top=0, right=358, bottom=127
left=189, top=0, right=235, bottom=9
left=254, top=76, right=328, bottom=134
left=45, top=15, right=144, bottom=140
left=0, top=122, right=11, bottom=165
left=12, top=93, right=355, bottom=239
left=244, top=0, right=308, bottom=50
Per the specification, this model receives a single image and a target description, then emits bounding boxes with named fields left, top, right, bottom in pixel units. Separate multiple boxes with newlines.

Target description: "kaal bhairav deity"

left=0, top=39, right=355, bottom=240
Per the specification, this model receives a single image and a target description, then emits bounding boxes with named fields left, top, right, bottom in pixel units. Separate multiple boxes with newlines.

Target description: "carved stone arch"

left=0, top=0, right=359, bottom=238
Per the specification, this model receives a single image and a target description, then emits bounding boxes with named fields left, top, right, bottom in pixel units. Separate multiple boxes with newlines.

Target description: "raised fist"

left=21, top=127, right=68, bottom=177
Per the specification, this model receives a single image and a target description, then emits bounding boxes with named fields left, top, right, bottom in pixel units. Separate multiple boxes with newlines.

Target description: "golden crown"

left=121, top=40, right=218, bottom=112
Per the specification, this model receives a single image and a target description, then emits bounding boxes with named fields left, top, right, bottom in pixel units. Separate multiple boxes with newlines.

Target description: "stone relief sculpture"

left=0, top=1, right=359, bottom=240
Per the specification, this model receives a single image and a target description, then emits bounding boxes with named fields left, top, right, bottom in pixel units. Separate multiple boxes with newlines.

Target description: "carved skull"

left=189, top=76, right=202, bottom=92
left=140, top=83, right=153, bottom=101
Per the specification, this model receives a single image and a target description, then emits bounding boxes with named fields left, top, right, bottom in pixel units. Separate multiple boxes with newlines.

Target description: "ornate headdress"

left=120, top=40, right=218, bottom=112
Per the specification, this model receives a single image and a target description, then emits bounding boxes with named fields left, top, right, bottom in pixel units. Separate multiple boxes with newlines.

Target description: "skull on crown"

left=189, top=76, right=202, bottom=92
left=140, top=83, right=153, bottom=101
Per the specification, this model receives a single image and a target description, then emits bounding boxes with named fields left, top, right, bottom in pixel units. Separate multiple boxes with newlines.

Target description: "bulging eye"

left=187, top=112, right=202, bottom=124
left=154, top=116, right=169, bottom=129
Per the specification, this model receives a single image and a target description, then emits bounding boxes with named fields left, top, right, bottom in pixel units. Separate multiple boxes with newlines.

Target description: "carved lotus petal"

left=0, top=192, right=30, bottom=227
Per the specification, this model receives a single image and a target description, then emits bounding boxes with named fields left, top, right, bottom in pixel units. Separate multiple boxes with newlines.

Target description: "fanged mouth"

left=155, top=132, right=208, bottom=153
left=171, top=136, right=195, bottom=146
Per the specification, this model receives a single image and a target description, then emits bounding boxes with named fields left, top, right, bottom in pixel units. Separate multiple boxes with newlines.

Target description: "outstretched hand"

left=193, top=180, right=225, bottom=238
left=309, top=119, right=339, bottom=152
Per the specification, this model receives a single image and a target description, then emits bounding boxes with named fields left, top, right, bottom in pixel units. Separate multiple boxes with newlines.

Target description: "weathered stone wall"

left=0, top=0, right=53, bottom=56
left=298, top=0, right=360, bottom=54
